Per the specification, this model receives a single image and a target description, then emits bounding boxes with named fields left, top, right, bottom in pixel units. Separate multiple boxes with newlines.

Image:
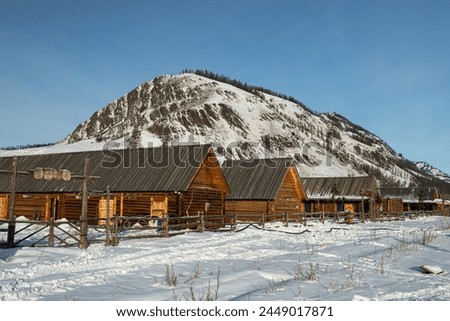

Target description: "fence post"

left=48, top=197, right=56, bottom=247
left=104, top=185, right=111, bottom=247
left=105, top=216, right=111, bottom=246
left=200, top=214, right=205, bottom=232
left=112, top=215, right=118, bottom=246
left=261, top=212, right=266, bottom=228
left=347, top=212, right=354, bottom=224
left=162, top=214, right=169, bottom=237
left=284, top=212, right=289, bottom=227
left=232, top=214, right=237, bottom=231
left=48, top=218, right=55, bottom=247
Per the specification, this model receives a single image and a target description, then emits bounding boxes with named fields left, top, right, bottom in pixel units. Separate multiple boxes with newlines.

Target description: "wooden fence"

left=0, top=210, right=446, bottom=248
left=0, top=218, right=81, bottom=247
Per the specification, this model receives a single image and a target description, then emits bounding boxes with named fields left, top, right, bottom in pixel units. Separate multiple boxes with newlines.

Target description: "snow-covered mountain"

left=416, top=161, right=450, bottom=184
left=60, top=71, right=448, bottom=189
left=3, top=71, right=446, bottom=190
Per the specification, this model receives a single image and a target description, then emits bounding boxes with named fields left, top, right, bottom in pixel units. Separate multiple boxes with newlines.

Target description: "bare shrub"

left=421, top=229, right=435, bottom=245
left=184, top=268, right=221, bottom=301
left=165, top=262, right=178, bottom=287
left=295, top=260, right=319, bottom=281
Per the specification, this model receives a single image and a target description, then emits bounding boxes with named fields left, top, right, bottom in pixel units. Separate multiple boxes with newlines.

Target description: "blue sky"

left=1, top=0, right=449, bottom=174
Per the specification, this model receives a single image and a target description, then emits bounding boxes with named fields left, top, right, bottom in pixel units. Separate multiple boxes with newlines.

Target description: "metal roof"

left=222, top=158, right=294, bottom=200
left=379, top=187, right=440, bottom=203
left=301, top=176, right=378, bottom=201
left=0, top=144, right=212, bottom=193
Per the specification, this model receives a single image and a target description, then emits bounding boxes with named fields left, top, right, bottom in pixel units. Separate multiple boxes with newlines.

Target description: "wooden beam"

left=79, top=158, right=89, bottom=249
left=105, top=186, right=111, bottom=246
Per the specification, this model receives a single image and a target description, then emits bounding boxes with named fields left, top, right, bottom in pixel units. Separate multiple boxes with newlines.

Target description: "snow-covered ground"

left=1, top=215, right=450, bottom=302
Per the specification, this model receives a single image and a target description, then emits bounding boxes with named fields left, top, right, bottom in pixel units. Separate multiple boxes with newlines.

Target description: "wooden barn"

left=301, top=176, right=378, bottom=213
left=0, top=144, right=230, bottom=226
left=222, top=158, right=306, bottom=222
left=379, top=187, right=441, bottom=212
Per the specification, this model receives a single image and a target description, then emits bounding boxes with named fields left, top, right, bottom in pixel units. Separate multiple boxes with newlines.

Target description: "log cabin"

left=222, top=158, right=306, bottom=222
left=301, top=176, right=378, bottom=213
left=379, top=187, right=441, bottom=212
left=0, top=144, right=230, bottom=226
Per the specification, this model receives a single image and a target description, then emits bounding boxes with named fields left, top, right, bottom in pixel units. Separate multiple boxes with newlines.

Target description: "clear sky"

left=1, top=0, right=449, bottom=173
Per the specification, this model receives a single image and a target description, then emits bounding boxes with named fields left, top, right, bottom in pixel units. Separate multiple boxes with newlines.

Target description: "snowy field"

left=1, top=215, right=450, bottom=302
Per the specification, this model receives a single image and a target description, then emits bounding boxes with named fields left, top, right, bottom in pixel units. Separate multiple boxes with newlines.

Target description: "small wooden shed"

left=301, top=176, right=378, bottom=213
left=0, top=144, right=230, bottom=225
left=222, top=158, right=306, bottom=222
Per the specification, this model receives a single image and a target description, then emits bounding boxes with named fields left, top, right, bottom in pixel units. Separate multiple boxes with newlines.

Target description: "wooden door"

left=98, top=198, right=116, bottom=225
left=150, top=196, right=168, bottom=218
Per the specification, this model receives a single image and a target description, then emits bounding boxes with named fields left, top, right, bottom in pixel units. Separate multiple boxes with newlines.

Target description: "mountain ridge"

left=415, top=161, right=450, bottom=185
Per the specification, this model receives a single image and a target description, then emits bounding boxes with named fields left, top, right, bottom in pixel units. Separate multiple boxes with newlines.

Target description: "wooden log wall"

left=177, top=149, right=229, bottom=228
left=383, top=198, right=403, bottom=213
left=310, top=201, right=336, bottom=213
left=270, top=168, right=304, bottom=217
left=117, top=193, right=178, bottom=218
left=2, top=193, right=102, bottom=222
left=310, top=201, right=366, bottom=214
left=182, top=188, right=224, bottom=222
left=120, top=194, right=153, bottom=216
left=189, top=151, right=229, bottom=193
left=184, top=188, right=225, bottom=228
left=62, top=195, right=101, bottom=221
left=225, top=200, right=268, bottom=222
left=14, top=195, right=50, bottom=220
left=0, top=194, right=49, bottom=220
left=14, top=195, right=48, bottom=220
